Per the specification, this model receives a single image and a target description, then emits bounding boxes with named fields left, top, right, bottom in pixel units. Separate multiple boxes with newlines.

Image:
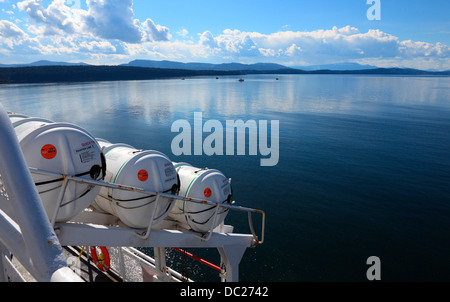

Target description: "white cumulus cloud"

left=16, top=0, right=170, bottom=43
left=192, top=26, right=449, bottom=69
left=83, top=0, right=142, bottom=43
left=1, top=1, right=449, bottom=70
left=142, top=18, right=171, bottom=42
left=17, top=0, right=81, bottom=35
left=0, top=20, right=28, bottom=48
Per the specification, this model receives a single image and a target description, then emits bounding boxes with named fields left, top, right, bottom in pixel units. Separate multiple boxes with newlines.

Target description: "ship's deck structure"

left=0, top=104, right=265, bottom=282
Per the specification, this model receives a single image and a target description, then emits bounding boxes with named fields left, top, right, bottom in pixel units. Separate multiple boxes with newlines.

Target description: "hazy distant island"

left=0, top=60, right=448, bottom=84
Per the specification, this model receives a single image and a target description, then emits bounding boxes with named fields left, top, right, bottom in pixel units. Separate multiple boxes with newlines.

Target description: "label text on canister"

left=41, top=144, right=57, bottom=160
left=138, top=170, right=149, bottom=182
left=204, top=188, right=212, bottom=198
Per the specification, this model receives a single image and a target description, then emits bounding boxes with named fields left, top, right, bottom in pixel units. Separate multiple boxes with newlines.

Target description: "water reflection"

left=1, top=75, right=449, bottom=126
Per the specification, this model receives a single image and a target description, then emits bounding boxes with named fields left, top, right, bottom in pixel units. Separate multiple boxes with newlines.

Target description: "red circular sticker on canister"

left=204, top=188, right=212, bottom=198
left=41, top=144, right=57, bottom=160
left=138, top=170, right=149, bottom=182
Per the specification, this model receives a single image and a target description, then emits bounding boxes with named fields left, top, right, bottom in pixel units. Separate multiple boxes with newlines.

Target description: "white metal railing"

left=108, top=246, right=192, bottom=282
left=0, top=103, right=82, bottom=282
left=29, top=167, right=266, bottom=246
left=32, top=166, right=265, bottom=282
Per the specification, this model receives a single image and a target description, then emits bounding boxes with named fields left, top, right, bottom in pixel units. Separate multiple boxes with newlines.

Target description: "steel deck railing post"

left=0, top=104, right=82, bottom=282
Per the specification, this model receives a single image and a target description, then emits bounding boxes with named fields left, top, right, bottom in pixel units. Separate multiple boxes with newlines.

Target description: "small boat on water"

left=0, top=104, right=265, bottom=282
left=238, top=78, right=245, bottom=82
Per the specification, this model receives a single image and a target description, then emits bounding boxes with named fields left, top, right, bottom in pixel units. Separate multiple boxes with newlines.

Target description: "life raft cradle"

left=34, top=166, right=264, bottom=281
left=28, top=166, right=265, bottom=281
left=29, top=166, right=265, bottom=245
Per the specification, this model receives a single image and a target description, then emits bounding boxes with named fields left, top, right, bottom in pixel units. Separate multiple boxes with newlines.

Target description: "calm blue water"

left=1, top=74, right=449, bottom=281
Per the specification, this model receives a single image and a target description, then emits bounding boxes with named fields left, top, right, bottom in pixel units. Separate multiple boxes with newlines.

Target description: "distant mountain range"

left=0, top=60, right=91, bottom=68
left=121, top=60, right=290, bottom=71
left=0, top=60, right=448, bottom=84
left=122, top=60, right=383, bottom=71
left=123, top=60, right=448, bottom=75
left=293, top=62, right=378, bottom=71
left=1, top=59, right=448, bottom=73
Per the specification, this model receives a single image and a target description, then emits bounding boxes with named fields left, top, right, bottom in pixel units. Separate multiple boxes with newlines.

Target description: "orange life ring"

left=90, top=246, right=110, bottom=272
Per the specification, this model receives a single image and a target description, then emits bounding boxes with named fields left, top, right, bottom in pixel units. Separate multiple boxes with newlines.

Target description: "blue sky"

left=0, top=0, right=449, bottom=69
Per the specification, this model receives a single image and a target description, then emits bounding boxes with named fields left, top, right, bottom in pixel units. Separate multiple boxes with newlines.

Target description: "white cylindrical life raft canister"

left=93, top=139, right=179, bottom=228
left=8, top=114, right=105, bottom=222
left=169, top=163, right=233, bottom=233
